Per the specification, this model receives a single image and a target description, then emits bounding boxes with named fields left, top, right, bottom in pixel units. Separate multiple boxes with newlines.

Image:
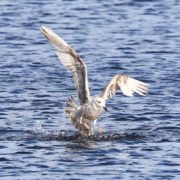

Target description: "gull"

left=41, top=26, right=149, bottom=136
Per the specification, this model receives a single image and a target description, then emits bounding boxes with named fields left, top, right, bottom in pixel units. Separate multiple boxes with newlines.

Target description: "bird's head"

left=94, top=97, right=107, bottom=111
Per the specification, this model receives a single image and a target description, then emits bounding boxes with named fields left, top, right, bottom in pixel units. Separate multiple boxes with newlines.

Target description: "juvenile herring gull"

left=41, top=26, right=149, bottom=136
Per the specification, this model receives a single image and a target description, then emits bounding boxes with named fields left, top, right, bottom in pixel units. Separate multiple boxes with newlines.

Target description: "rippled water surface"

left=0, top=0, right=180, bottom=179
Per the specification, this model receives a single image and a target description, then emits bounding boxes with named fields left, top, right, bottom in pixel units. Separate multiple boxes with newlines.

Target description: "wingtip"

left=41, top=25, right=55, bottom=36
left=41, top=25, right=49, bottom=29
left=144, top=82, right=150, bottom=86
left=41, top=25, right=49, bottom=34
left=41, top=25, right=70, bottom=49
left=41, top=25, right=45, bottom=31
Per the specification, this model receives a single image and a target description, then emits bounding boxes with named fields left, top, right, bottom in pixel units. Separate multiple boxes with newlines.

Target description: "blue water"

left=0, top=0, right=180, bottom=179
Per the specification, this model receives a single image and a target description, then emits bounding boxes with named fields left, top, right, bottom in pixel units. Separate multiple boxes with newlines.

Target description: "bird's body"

left=66, top=96, right=105, bottom=135
left=41, top=26, right=149, bottom=136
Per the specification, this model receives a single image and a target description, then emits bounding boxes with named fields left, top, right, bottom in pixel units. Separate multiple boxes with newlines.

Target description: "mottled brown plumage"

left=41, top=26, right=149, bottom=136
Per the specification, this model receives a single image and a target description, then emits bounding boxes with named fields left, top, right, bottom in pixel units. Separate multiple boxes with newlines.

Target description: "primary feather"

left=101, top=74, right=149, bottom=100
left=41, top=26, right=90, bottom=104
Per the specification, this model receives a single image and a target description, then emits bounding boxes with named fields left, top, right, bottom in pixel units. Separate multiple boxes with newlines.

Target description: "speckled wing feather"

left=41, top=26, right=90, bottom=104
left=101, top=74, right=149, bottom=100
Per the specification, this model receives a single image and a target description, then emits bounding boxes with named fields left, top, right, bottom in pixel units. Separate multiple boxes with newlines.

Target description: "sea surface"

left=0, top=0, right=180, bottom=179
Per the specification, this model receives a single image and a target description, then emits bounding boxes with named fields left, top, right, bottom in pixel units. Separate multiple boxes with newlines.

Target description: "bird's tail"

left=66, top=96, right=93, bottom=136
left=66, top=96, right=81, bottom=130
left=66, top=96, right=78, bottom=119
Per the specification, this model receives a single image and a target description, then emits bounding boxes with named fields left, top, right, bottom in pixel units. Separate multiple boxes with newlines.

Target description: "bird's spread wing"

left=101, top=74, right=149, bottom=100
left=41, top=26, right=90, bottom=104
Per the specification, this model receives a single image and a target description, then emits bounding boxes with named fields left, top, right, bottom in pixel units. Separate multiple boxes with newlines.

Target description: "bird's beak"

left=103, top=106, right=108, bottom=111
